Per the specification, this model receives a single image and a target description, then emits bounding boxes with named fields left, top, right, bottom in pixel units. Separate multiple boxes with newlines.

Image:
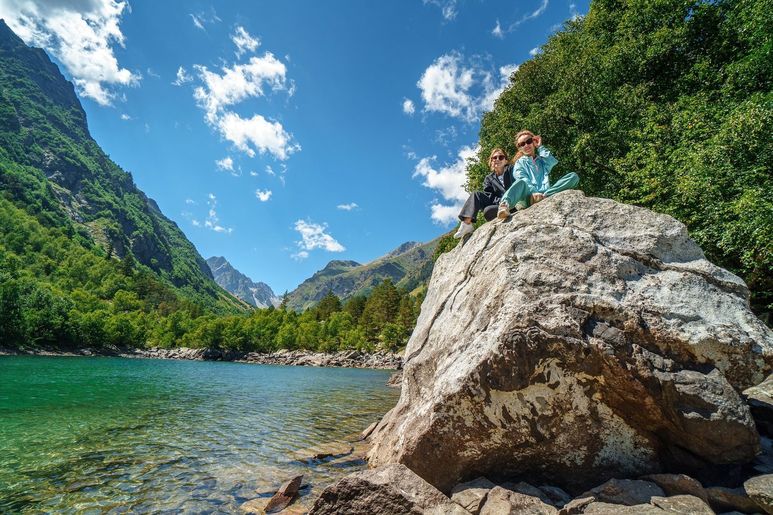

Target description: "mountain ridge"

left=284, top=238, right=440, bottom=311
left=206, top=256, right=280, bottom=309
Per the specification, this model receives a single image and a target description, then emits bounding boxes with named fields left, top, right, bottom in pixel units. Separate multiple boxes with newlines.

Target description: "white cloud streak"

left=232, top=25, right=259, bottom=57
left=413, top=145, right=478, bottom=225
left=423, top=0, right=459, bottom=21
left=215, top=156, right=234, bottom=171
left=204, top=193, right=232, bottom=233
left=492, top=20, right=504, bottom=39
left=337, top=202, right=359, bottom=211
left=172, top=66, right=193, bottom=86
left=0, top=0, right=139, bottom=106
left=293, top=220, right=345, bottom=259
left=506, top=0, right=549, bottom=31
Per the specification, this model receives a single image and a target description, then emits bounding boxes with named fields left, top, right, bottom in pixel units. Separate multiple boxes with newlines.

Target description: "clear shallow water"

left=0, top=356, right=398, bottom=513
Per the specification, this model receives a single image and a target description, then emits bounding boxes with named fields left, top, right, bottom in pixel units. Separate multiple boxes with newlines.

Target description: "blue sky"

left=0, top=0, right=587, bottom=294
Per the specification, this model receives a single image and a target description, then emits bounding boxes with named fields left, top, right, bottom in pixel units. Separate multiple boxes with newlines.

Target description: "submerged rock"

left=367, top=192, right=773, bottom=492
left=264, top=475, right=303, bottom=513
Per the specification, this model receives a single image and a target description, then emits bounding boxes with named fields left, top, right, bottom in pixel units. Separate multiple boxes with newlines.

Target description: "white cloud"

left=203, top=193, right=232, bottom=234
left=185, top=198, right=197, bottom=205
left=423, top=0, right=459, bottom=21
left=480, top=64, right=519, bottom=113
left=291, top=250, right=309, bottom=261
left=417, top=53, right=518, bottom=121
left=189, top=9, right=220, bottom=31
left=337, top=203, right=358, bottom=211
left=402, top=98, right=415, bottom=116
left=172, top=66, right=193, bottom=86
left=492, top=20, right=504, bottom=39
left=191, top=50, right=299, bottom=160
left=215, top=156, right=234, bottom=171
left=193, top=54, right=288, bottom=123
left=294, top=220, right=345, bottom=255
left=0, top=0, right=139, bottom=106
left=529, top=47, right=542, bottom=57
left=232, top=26, right=259, bottom=57
left=255, top=189, right=272, bottom=202
left=418, top=53, right=476, bottom=121
left=120, top=113, right=131, bottom=120
left=218, top=112, right=299, bottom=160
left=146, top=68, right=160, bottom=78
left=413, top=144, right=478, bottom=225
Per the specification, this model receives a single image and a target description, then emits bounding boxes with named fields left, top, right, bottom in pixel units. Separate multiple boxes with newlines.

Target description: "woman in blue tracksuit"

left=497, top=130, right=579, bottom=219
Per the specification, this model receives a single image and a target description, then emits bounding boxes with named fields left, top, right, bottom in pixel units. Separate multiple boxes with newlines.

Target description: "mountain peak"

left=206, top=256, right=279, bottom=309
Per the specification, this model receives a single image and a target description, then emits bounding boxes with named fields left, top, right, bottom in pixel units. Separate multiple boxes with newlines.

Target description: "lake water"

left=0, top=356, right=399, bottom=513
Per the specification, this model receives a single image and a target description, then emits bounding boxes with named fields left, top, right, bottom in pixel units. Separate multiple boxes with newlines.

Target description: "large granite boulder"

left=368, top=191, right=773, bottom=493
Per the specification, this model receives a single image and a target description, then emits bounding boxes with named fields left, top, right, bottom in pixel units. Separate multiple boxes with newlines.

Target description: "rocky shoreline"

left=0, top=346, right=403, bottom=370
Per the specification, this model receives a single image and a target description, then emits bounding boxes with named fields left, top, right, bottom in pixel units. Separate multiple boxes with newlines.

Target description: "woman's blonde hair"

left=488, top=147, right=509, bottom=170
left=513, top=130, right=535, bottom=162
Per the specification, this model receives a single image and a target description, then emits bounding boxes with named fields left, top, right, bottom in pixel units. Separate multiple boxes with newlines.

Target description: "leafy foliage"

left=463, top=0, right=772, bottom=314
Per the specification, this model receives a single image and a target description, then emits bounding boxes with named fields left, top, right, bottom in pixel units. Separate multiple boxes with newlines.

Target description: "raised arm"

left=536, top=146, right=558, bottom=173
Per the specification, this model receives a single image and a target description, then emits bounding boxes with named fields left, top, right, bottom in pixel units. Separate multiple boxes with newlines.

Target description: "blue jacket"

left=512, top=147, right=558, bottom=194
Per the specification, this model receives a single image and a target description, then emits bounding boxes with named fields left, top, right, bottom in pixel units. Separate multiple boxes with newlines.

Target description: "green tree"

left=315, top=290, right=342, bottom=321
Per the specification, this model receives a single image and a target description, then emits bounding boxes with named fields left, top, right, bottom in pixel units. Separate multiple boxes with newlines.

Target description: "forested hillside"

left=455, top=0, right=771, bottom=315
left=0, top=19, right=250, bottom=348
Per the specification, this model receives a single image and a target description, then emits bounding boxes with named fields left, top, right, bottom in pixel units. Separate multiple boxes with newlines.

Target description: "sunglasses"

left=517, top=137, right=534, bottom=148
left=490, top=155, right=507, bottom=161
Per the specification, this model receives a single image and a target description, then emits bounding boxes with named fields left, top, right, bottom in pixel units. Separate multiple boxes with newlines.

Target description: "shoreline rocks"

left=0, top=346, right=403, bottom=370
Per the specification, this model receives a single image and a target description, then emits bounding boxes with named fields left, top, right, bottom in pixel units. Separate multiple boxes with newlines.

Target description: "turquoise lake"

left=0, top=356, right=399, bottom=513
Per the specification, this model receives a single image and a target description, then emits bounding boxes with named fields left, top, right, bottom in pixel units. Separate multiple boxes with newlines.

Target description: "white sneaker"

left=497, top=203, right=510, bottom=220
left=453, top=222, right=474, bottom=239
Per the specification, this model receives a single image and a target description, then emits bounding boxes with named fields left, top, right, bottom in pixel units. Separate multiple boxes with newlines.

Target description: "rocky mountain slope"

left=284, top=239, right=440, bottom=312
left=206, top=256, right=279, bottom=308
left=310, top=192, right=773, bottom=513
left=0, top=19, right=238, bottom=311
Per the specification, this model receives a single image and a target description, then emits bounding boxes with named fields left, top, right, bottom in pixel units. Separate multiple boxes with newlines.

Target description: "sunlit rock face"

left=368, top=190, right=773, bottom=493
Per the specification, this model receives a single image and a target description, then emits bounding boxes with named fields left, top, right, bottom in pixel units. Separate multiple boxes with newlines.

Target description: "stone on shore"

left=450, top=477, right=497, bottom=514
left=308, top=463, right=452, bottom=514
left=581, top=494, right=713, bottom=514
left=744, top=474, right=773, bottom=514
left=745, top=374, right=773, bottom=436
left=479, top=486, right=557, bottom=514
left=705, top=485, right=763, bottom=513
left=640, top=473, right=708, bottom=503
left=367, top=192, right=772, bottom=492
left=579, top=479, right=665, bottom=506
